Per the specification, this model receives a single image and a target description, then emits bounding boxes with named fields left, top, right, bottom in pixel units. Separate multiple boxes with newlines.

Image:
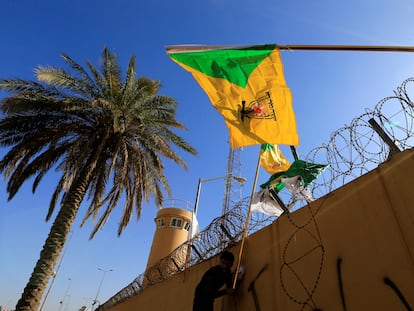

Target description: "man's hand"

left=226, top=288, right=237, bottom=296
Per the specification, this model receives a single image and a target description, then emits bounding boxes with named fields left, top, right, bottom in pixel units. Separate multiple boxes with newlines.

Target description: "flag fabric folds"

left=191, top=216, right=200, bottom=239
left=251, top=160, right=327, bottom=215
left=189, top=213, right=200, bottom=239
left=260, top=143, right=290, bottom=174
left=261, top=159, right=328, bottom=191
left=250, top=188, right=285, bottom=216
left=166, top=45, right=299, bottom=148
left=281, top=176, right=314, bottom=202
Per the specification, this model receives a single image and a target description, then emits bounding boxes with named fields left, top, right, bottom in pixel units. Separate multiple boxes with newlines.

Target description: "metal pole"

left=184, top=175, right=246, bottom=278
left=192, top=175, right=238, bottom=216
left=193, top=175, right=245, bottom=221
left=92, top=268, right=113, bottom=309
left=167, top=44, right=414, bottom=53
left=58, top=278, right=71, bottom=311
left=290, top=146, right=299, bottom=161
left=183, top=178, right=203, bottom=278
left=368, top=118, right=401, bottom=158
left=187, top=176, right=227, bottom=274
left=222, top=145, right=234, bottom=216
left=278, top=44, right=414, bottom=52
left=233, top=149, right=261, bottom=289
left=193, top=178, right=203, bottom=216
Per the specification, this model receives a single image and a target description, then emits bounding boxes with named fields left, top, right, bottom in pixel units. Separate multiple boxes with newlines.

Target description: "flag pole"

left=166, top=44, right=414, bottom=53
left=278, top=45, right=414, bottom=52
left=232, top=148, right=261, bottom=289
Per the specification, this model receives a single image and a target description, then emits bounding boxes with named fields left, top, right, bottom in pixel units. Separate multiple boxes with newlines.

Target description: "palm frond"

left=47, top=176, right=66, bottom=220
left=60, top=52, right=100, bottom=98
left=35, top=66, right=96, bottom=101
left=101, top=47, right=122, bottom=101
left=86, top=61, right=107, bottom=97
left=122, top=55, right=136, bottom=100
left=0, top=46, right=197, bottom=239
left=0, top=79, right=50, bottom=94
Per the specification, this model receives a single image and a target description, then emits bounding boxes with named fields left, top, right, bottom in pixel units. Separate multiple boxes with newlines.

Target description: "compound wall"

left=106, top=149, right=414, bottom=311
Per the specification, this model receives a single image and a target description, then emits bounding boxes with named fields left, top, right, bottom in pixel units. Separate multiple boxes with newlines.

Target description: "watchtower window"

left=156, top=218, right=165, bottom=228
left=184, top=222, right=191, bottom=231
left=170, top=218, right=183, bottom=228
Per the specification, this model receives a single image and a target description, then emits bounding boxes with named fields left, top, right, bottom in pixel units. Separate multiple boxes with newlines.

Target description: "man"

left=193, top=251, right=236, bottom=311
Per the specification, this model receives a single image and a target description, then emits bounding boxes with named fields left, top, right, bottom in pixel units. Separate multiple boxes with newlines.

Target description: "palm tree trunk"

left=15, top=139, right=107, bottom=311
left=15, top=173, right=89, bottom=311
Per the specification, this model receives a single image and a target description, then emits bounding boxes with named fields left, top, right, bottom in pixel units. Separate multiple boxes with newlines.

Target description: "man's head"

left=219, top=251, right=234, bottom=270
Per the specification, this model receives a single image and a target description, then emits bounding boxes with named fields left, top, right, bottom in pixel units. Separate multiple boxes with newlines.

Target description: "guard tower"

left=145, top=199, right=193, bottom=269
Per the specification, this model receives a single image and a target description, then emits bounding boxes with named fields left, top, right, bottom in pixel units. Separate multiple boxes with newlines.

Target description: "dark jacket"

left=193, top=265, right=232, bottom=311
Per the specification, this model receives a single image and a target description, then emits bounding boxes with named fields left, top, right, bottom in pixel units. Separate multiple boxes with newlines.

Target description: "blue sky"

left=1, top=0, right=414, bottom=310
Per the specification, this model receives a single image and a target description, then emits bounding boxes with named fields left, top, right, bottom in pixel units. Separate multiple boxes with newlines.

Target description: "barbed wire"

left=98, top=77, right=414, bottom=310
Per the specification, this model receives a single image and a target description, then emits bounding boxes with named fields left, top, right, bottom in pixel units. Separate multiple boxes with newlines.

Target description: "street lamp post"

left=92, top=268, right=113, bottom=310
left=193, top=175, right=246, bottom=216
left=184, top=174, right=246, bottom=274
left=58, top=278, right=72, bottom=311
left=193, top=174, right=246, bottom=235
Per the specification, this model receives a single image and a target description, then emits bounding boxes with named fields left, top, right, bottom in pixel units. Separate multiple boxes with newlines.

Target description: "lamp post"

left=92, top=268, right=113, bottom=310
left=193, top=175, right=246, bottom=216
left=58, top=278, right=72, bottom=311
left=184, top=174, right=246, bottom=276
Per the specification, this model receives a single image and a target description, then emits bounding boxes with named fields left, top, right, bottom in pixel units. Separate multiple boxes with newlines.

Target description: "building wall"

left=108, top=149, right=414, bottom=311
left=146, top=207, right=192, bottom=269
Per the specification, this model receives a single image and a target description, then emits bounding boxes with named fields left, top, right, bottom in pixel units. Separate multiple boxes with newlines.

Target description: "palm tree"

left=0, top=47, right=197, bottom=311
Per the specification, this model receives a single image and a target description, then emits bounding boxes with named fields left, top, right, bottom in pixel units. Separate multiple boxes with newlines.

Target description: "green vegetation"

left=0, top=47, right=197, bottom=310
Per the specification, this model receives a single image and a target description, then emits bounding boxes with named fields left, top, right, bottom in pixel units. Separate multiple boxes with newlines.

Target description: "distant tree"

left=0, top=47, right=197, bottom=311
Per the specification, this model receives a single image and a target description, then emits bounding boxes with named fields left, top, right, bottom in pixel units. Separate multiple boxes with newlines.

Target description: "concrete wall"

left=107, top=149, right=414, bottom=311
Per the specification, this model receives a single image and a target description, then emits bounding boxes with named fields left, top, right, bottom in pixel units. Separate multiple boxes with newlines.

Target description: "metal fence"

left=98, top=77, right=414, bottom=310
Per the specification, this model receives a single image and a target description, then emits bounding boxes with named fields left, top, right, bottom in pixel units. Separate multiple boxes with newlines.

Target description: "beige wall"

left=108, top=150, right=414, bottom=311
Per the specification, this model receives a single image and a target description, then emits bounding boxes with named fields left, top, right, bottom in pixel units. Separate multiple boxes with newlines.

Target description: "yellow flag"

left=166, top=45, right=299, bottom=148
left=260, top=144, right=290, bottom=174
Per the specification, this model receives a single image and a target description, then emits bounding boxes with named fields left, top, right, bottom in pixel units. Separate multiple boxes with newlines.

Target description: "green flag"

left=260, top=159, right=328, bottom=192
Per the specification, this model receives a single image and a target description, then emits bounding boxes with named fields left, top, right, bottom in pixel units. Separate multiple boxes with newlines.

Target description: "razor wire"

left=98, top=77, right=414, bottom=310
